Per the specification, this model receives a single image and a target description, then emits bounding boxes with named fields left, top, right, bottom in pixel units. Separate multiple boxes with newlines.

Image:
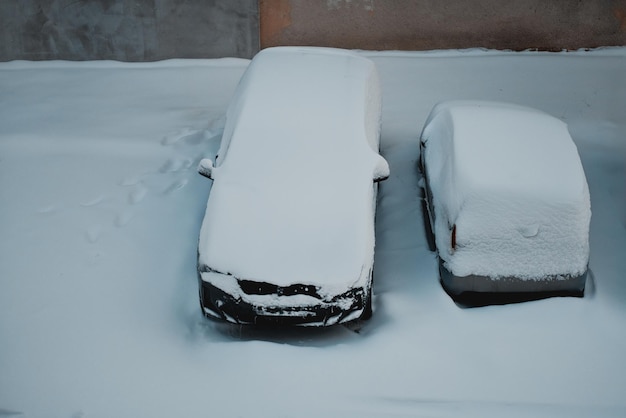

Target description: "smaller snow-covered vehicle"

left=419, top=101, right=591, bottom=298
left=197, top=47, right=389, bottom=326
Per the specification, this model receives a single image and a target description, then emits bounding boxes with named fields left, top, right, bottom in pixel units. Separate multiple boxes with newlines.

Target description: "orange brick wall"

left=260, top=0, right=626, bottom=51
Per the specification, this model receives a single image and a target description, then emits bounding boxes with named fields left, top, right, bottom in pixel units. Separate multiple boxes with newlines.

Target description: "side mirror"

left=373, top=154, right=390, bottom=183
left=198, top=158, right=215, bottom=179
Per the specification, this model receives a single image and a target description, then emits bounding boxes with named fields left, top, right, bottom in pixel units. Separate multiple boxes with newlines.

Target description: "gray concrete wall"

left=260, top=0, right=626, bottom=51
left=0, top=0, right=259, bottom=61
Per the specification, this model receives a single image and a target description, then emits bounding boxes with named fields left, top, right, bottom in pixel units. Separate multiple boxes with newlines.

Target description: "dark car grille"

left=238, top=279, right=323, bottom=299
left=200, top=279, right=366, bottom=326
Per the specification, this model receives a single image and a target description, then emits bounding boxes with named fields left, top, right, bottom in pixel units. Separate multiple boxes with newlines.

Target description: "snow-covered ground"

left=1, top=49, right=625, bottom=418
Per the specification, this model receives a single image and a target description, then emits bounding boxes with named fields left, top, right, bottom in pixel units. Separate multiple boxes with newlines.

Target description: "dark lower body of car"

left=198, top=271, right=371, bottom=326
left=439, top=260, right=586, bottom=306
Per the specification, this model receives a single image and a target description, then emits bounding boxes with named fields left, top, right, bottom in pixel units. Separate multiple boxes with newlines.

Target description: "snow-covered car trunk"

left=197, top=47, right=389, bottom=325
left=420, top=101, right=591, bottom=296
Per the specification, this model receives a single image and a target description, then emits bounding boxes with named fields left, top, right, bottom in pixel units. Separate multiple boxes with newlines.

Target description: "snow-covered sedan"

left=419, top=101, right=591, bottom=298
left=197, top=47, right=389, bottom=326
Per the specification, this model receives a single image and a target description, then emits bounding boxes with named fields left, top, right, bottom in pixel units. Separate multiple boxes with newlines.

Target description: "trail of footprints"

left=37, top=128, right=219, bottom=245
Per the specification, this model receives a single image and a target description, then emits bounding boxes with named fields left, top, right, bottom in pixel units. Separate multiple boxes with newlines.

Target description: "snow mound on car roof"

left=421, top=101, right=591, bottom=280
left=199, top=47, right=384, bottom=289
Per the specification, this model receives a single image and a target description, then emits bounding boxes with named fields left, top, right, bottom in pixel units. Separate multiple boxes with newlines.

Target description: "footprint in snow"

left=115, top=209, right=133, bottom=227
left=119, top=175, right=142, bottom=187
left=163, top=178, right=188, bottom=194
left=159, top=157, right=193, bottom=173
left=518, top=224, right=540, bottom=238
left=128, top=185, right=147, bottom=205
left=161, top=128, right=190, bottom=146
left=162, top=128, right=219, bottom=147
left=181, top=130, right=209, bottom=145
left=161, top=128, right=202, bottom=146
left=86, top=224, right=102, bottom=244
left=80, top=195, right=106, bottom=207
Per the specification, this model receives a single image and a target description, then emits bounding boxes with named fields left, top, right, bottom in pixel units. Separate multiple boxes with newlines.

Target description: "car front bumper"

left=439, top=259, right=587, bottom=300
left=198, top=270, right=368, bottom=326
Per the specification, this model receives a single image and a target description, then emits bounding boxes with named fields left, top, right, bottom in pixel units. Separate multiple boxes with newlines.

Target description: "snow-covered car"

left=419, top=101, right=591, bottom=297
left=196, top=47, right=389, bottom=326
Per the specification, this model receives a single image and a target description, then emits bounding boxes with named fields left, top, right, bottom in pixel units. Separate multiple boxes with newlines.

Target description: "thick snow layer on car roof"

left=421, top=101, right=591, bottom=279
left=198, top=47, right=385, bottom=289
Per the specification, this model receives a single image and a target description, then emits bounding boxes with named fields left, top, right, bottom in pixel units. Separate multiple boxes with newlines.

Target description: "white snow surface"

left=421, top=101, right=591, bottom=279
left=198, top=47, right=384, bottom=290
left=1, top=48, right=626, bottom=418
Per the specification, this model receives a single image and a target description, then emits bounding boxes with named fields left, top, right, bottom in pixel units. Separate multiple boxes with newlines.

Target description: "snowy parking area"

left=1, top=49, right=625, bottom=418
